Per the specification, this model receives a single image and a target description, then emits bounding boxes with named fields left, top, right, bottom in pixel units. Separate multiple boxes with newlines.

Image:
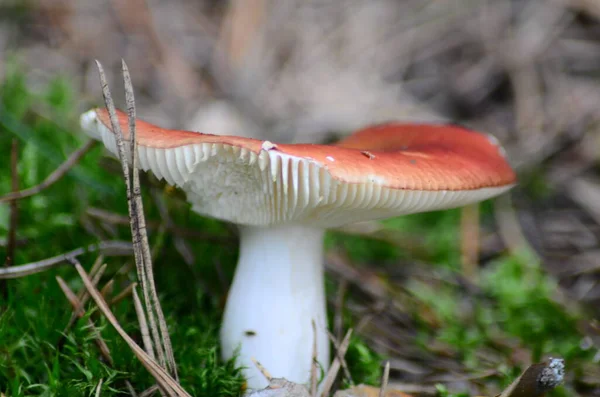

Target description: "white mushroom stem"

left=220, top=224, right=330, bottom=390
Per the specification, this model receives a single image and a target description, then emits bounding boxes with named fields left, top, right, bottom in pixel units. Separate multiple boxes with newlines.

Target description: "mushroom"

left=80, top=108, right=516, bottom=390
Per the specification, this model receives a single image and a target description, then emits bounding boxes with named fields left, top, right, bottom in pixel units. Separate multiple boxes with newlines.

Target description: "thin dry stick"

left=310, top=320, right=318, bottom=397
left=88, top=256, right=107, bottom=284
left=133, top=287, right=156, bottom=360
left=123, top=59, right=178, bottom=379
left=325, top=330, right=353, bottom=385
left=73, top=259, right=191, bottom=396
left=126, top=381, right=140, bottom=397
left=56, top=274, right=140, bottom=396
left=96, top=59, right=175, bottom=378
left=460, top=203, right=480, bottom=282
left=494, top=194, right=538, bottom=257
left=60, top=262, right=108, bottom=343
left=94, top=379, right=104, bottom=397
left=251, top=358, right=273, bottom=382
left=110, top=282, right=137, bottom=306
left=95, top=61, right=157, bottom=361
left=57, top=258, right=105, bottom=353
left=0, top=241, right=132, bottom=279
left=56, top=276, right=114, bottom=366
left=379, top=361, right=390, bottom=397
left=86, top=264, right=108, bottom=306
left=64, top=257, right=105, bottom=314
left=139, top=385, right=160, bottom=397
left=101, top=279, right=115, bottom=299
left=0, top=140, right=96, bottom=203
left=320, top=329, right=353, bottom=397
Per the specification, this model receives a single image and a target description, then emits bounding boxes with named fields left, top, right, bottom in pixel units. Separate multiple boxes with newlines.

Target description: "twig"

left=73, top=259, right=191, bottom=396
left=325, top=330, right=353, bottom=385
left=460, top=203, right=480, bottom=282
left=96, top=59, right=178, bottom=379
left=126, top=381, right=140, bottom=397
left=378, top=361, right=390, bottom=397
left=251, top=358, right=273, bottom=382
left=494, top=195, right=538, bottom=258
left=125, top=59, right=177, bottom=378
left=94, top=379, right=104, bottom=397
left=58, top=261, right=108, bottom=350
left=0, top=241, right=132, bottom=279
left=110, top=282, right=137, bottom=306
left=72, top=256, right=105, bottom=303
left=56, top=276, right=114, bottom=366
left=101, top=279, right=115, bottom=299
left=0, top=140, right=96, bottom=203
left=58, top=263, right=139, bottom=395
left=84, top=264, right=108, bottom=311
left=139, top=385, right=160, bottom=397
left=133, top=287, right=156, bottom=360
left=320, top=329, right=353, bottom=397
left=310, top=320, right=318, bottom=397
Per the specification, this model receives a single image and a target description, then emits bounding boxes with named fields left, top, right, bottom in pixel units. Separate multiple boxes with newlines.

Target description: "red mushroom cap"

left=81, top=108, right=516, bottom=227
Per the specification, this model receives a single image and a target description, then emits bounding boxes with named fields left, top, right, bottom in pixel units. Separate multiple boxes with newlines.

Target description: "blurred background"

left=2, top=0, right=600, bottom=396
left=4, top=0, right=600, bottom=145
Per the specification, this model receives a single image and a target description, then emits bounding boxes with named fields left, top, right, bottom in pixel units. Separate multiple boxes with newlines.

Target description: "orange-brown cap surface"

left=81, top=108, right=516, bottom=227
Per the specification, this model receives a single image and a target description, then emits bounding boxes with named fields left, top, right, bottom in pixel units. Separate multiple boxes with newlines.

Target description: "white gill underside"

left=89, top=115, right=512, bottom=228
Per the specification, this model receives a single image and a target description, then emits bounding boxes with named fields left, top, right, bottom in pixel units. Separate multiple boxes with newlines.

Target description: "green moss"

left=343, top=337, right=383, bottom=387
left=481, top=252, right=590, bottom=362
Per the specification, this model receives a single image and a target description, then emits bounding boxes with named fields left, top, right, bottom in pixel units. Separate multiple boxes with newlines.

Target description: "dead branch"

left=320, top=329, right=353, bottom=397
left=326, top=330, right=353, bottom=386
left=73, top=258, right=190, bottom=396
left=460, top=203, right=480, bottom=282
left=133, top=286, right=156, bottom=360
left=96, top=59, right=178, bottom=380
left=94, top=379, right=104, bottom=397
left=60, top=258, right=107, bottom=338
left=139, top=385, right=160, bottom=397
left=56, top=275, right=114, bottom=366
left=101, top=279, right=114, bottom=298
left=251, top=358, right=273, bottom=382
left=0, top=241, right=132, bottom=279
left=0, top=140, right=96, bottom=203
left=378, top=361, right=390, bottom=397
left=110, top=282, right=137, bottom=306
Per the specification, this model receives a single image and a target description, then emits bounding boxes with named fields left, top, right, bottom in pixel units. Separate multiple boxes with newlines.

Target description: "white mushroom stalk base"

left=220, top=224, right=330, bottom=390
